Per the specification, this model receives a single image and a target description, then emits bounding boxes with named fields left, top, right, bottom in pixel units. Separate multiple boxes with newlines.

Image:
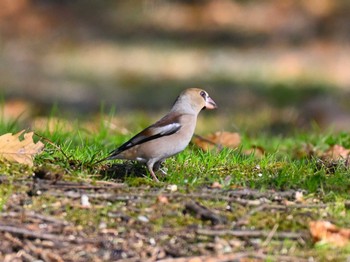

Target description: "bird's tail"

left=92, top=149, right=122, bottom=165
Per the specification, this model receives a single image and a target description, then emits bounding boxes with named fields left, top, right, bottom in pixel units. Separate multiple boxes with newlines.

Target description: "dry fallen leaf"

left=211, top=181, right=223, bottom=189
left=0, top=99, right=33, bottom=122
left=193, top=131, right=241, bottom=151
left=31, top=117, right=74, bottom=133
left=309, top=220, right=350, bottom=247
left=0, top=130, right=44, bottom=167
left=294, top=191, right=305, bottom=203
left=294, top=143, right=316, bottom=159
left=243, top=145, right=265, bottom=158
left=323, top=144, right=350, bottom=161
left=157, top=195, right=169, bottom=204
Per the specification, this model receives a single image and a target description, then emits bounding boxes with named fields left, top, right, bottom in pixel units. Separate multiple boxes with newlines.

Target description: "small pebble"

left=149, top=237, right=156, bottom=246
left=99, top=222, right=107, bottom=229
left=81, top=194, right=91, bottom=207
left=137, top=215, right=149, bottom=223
left=68, top=235, right=76, bottom=241
left=295, top=191, right=304, bottom=202
left=167, top=184, right=178, bottom=192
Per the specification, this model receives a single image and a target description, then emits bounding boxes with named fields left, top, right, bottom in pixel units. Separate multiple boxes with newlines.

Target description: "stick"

left=34, top=132, right=70, bottom=160
left=0, top=224, right=98, bottom=244
left=184, top=201, right=227, bottom=225
left=0, top=211, right=70, bottom=226
left=262, top=224, right=279, bottom=247
left=234, top=204, right=267, bottom=227
left=158, top=252, right=308, bottom=262
left=196, top=228, right=307, bottom=240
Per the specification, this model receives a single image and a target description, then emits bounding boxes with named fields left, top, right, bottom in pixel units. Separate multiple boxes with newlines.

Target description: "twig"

left=227, top=189, right=299, bottom=200
left=17, top=250, right=38, bottom=262
left=196, top=228, right=307, bottom=240
left=158, top=251, right=308, bottom=262
left=229, top=197, right=270, bottom=206
left=94, top=180, right=126, bottom=187
left=263, top=203, right=328, bottom=209
left=184, top=201, right=227, bottom=225
left=34, top=132, right=70, bottom=160
left=0, top=211, right=70, bottom=226
left=159, top=252, right=257, bottom=262
left=234, top=204, right=267, bottom=227
left=0, top=224, right=99, bottom=244
left=262, top=224, right=279, bottom=247
left=25, top=240, right=64, bottom=262
left=4, top=232, right=23, bottom=246
left=33, top=179, right=125, bottom=190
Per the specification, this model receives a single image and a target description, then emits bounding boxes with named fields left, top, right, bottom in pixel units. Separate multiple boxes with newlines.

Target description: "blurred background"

left=1, top=0, right=350, bottom=134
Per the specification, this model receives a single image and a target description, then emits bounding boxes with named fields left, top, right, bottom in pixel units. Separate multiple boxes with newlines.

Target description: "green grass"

left=0, top=112, right=347, bottom=196
left=1, top=110, right=349, bottom=200
left=1, top=111, right=350, bottom=260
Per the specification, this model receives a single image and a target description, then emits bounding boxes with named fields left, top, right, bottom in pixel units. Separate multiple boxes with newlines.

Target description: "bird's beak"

left=205, top=96, right=217, bottom=109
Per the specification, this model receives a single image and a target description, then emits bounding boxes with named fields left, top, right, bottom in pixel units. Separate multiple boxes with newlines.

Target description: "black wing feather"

left=106, top=122, right=181, bottom=159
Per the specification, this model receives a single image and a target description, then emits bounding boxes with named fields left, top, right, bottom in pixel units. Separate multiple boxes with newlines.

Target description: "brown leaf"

left=323, top=145, right=350, bottom=161
left=210, top=181, right=223, bottom=189
left=294, top=143, right=316, bottom=159
left=31, top=117, right=74, bottom=133
left=309, top=220, right=350, bottom=247
left=193, top=131, right=241, bottom=151
left=0, top=130, right=44, bottom=167
left=0, top=99, right=33, bottom=122
left=243, top=146, right=265, bottom=158
left=157, top=195, right=169, bottom=204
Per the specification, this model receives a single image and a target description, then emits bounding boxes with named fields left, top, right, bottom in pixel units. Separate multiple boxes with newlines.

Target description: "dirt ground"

left=0, top=173, right=322, bottom=262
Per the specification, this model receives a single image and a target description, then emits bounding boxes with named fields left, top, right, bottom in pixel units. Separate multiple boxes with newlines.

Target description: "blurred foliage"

left=0, top=0, right=350, bottom=133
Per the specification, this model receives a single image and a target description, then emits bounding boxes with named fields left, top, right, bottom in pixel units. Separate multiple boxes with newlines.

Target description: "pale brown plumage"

left=98, top=88, right=217, bottom=181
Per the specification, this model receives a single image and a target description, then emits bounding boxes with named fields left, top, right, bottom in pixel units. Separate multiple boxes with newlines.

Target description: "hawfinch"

left=99, top=88, right=217, bottom=181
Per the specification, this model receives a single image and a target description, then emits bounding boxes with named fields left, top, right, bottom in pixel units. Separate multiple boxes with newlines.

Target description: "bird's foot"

left=157, top=167, right=168, bottom=177
left=148, top=169, right=160, bottom=182
left=150, top=172, right=160, bottom=182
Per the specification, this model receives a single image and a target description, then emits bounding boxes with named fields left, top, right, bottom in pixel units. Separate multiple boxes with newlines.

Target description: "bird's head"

left=173, top=88, right=217, bottom=114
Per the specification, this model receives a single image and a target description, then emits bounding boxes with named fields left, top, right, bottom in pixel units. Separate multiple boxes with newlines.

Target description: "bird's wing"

left=106, top=114, right=182, bottom=159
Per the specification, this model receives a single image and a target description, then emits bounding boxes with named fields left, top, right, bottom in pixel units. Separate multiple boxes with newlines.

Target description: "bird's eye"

left=200, top=91, right=206, bottom=99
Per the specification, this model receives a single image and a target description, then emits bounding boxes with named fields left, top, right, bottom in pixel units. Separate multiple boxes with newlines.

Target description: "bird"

left=97, top=88, right=217, bottom=181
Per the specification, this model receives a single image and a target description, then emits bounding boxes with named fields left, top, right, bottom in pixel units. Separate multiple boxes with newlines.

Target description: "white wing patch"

left=154, top=123, right=181, bottom=136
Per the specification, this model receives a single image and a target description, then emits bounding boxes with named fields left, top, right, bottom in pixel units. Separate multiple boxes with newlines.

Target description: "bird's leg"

left=154, top=160, right=167, bottom=176
left=146, top=162, right=159, bottom=182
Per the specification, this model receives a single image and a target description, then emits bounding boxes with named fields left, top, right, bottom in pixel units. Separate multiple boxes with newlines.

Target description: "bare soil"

left=0, top=174, right=321, bottom=262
